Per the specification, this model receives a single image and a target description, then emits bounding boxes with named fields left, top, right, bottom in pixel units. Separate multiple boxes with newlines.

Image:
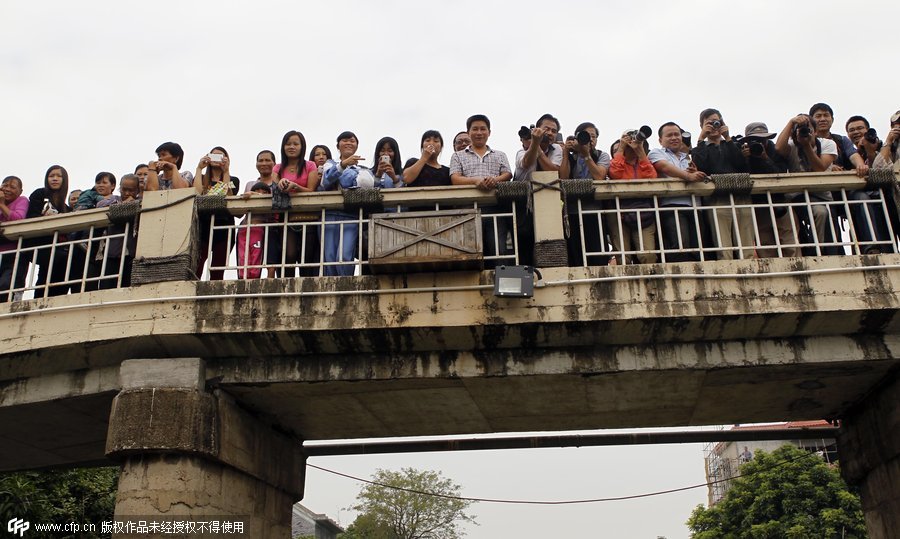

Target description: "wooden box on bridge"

left=368, top=209, right=483, bottom=273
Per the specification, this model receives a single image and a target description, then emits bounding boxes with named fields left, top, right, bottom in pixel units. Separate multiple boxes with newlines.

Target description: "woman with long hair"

left=372, top=136, right=402, bottom=188
left=274, top=131, right=319, bottom=276
left=194, top=146, right=239, bottom=280
left=26, top=165, right=71, bottom=296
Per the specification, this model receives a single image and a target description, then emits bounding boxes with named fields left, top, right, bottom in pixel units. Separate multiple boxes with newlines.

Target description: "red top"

left=609, top=154, right=657, bottom=180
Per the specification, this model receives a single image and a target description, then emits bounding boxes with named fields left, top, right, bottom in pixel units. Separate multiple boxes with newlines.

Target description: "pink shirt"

left=1, top=195, right=29, bottom=252
left=274, top=161, right=317, bottom=189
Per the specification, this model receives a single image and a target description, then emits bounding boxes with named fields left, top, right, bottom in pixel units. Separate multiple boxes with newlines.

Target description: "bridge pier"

left=838, top=373, right=900, bottom=539
left=105, top=358, right=306, bottom=538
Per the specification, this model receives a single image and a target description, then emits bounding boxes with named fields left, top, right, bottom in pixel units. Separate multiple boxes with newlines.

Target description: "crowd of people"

left=2, top=104, right=899, bottom=301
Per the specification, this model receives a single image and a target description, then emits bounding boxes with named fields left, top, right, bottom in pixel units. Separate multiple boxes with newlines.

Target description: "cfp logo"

left=7, top=518, right=30, bottom=537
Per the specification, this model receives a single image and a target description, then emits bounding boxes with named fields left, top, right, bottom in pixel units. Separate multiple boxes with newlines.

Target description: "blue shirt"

left=648, top=147, right=693, bottom=207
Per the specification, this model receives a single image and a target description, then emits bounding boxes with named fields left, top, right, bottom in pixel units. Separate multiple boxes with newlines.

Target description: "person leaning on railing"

left=321, top=130, right=371, bottom=276
left=775, top=114, right=838, bottom=255
left=649, top=122, right=708, bottom=262
left=846, top=115, right=893, bottom=254
left=607, top=130, right=658, bottom=265
left=25, top=165, right=71, bottom=297
left=194, top=146, right=239, bottom=281
left=96, top=174, right=141, bottom=289
left=559, top=121, right=612, bottom=266
left=872, top=110, right=900, bottom=170
left=0, top=176, right=29, bottom=302
left=691, top=108, right=755, bottom=261
left=275, top=131, right=319, bottom=278
left=736, top=122, right=797, bottom=258
left=449, top=114, right=513, bottom=266
left=70, top=172, right=118, bottom=293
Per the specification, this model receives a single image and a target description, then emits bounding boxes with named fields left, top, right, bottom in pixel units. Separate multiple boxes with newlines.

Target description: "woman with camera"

left=372, top=137, right=403, bottom=189
left=607, top=130, right=658, bottom=265
left=194, top=146, right=239, bottom=280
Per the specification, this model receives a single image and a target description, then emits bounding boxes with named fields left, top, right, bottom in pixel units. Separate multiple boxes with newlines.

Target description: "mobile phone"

left=209, top=153, right=224, bottom=163
left=380, top=155, right=391, bottom=164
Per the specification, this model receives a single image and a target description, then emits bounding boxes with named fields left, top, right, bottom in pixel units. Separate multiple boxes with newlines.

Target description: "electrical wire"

left=306, top=450, right=820, bottom=505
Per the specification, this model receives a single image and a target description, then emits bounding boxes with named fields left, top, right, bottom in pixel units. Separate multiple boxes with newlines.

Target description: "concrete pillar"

left=837, top=373, right=900, bottom=539
left=105, top=358, right=306, bottom=538
left=531, top=171, right=568, bottom=267
left=131, top=188, right=199, bottom=284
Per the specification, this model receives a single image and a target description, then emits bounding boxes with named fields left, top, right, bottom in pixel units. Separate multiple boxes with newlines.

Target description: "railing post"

left=131, top=189, right=199, bottom=285
left=531, top=171, right=568, bottom=267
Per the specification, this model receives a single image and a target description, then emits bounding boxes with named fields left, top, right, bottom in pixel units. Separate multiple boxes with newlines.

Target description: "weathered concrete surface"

left=1, top=257, right=900, bottom=471
left=107, top=359, right=305, bottom=539
left=838, top=373, right=900, bottom=539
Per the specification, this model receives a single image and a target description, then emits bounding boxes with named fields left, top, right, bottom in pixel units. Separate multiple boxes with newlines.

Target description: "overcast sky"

left=3, top=1, right=896, bottom=536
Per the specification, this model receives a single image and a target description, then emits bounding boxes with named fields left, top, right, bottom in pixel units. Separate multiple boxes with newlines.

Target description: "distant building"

left=291, top=503, right=344, bottom=539
left=703, top=421, right=836, bottom=506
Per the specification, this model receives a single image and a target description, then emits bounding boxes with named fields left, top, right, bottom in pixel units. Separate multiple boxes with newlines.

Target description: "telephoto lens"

left=575, top=130, right=592, bottom=145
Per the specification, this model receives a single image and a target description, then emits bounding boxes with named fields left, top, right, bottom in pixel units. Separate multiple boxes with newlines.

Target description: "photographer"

left=649, top=122, right=707, bottom=262
left=736, top=122, right=797, bottom=257
left=514, top=113, right=563, bottom=181
left=846, top=115, right=891, bottom=254
left=145, top=142, right=194, bottom=191
left=690, top=108, right=755, bottom=260
left=558, top=122, right=612, bottom=266
left=873, top=110, right=900, bottom=170
left=775, top=114, right=839, bottom=254
left=607, top=129, right=658, bottom=265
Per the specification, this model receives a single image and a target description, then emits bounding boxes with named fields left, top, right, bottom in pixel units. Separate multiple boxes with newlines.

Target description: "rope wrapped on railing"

left=107, top=200, right=141, bottom=224
left=131, top=253, right=196, bottom=285
left=195, top=194, right=229, bottom=215
left=866, top=168, right=897, bottom=189
left=495, top=180, right=531, bottom=202
left=342, top=187, right=383, bottom=211
left=559, top=179, right=596, bottom=200
left=710, top=173, right=753, bottom=195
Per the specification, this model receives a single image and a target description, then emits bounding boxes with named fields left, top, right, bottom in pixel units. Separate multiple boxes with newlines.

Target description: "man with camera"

left=775, top=114, right=839, bottom=254
left=558, top=122, right=611, bottom=266
left=690, top=108, right=755, bottom=260
left=514, top=113, right=563, bottom=181
left=649, top=122, right=707, bottom=262
left=844, top=115, right=892, bottom=254
left=734, top=122, right=798, bottom=257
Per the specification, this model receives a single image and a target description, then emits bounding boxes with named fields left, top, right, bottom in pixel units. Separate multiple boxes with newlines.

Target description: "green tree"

left=340, top=468, right=476, bottom=539
left=0, top=467, right=118, bottom=538
left=687, top=444, right=867, bottom=538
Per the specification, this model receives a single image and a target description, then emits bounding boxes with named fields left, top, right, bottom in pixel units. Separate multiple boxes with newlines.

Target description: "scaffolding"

left=703, top=424, right=837, bottom=506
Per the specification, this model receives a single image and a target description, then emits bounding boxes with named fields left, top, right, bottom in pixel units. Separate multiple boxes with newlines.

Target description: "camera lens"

left=575, top=131, right=592, bottom=145
left=711, top=120, right=722, bottom=129
left=749, top=142, right=764, bottom=156
left=518, top=126, right=532, bottom=139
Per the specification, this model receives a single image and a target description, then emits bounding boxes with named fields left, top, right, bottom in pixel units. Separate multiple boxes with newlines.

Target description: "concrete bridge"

left=2, top=172, right=899, bottom=537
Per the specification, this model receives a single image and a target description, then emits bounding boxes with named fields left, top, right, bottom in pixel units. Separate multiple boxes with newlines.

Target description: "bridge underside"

left=2, top=257, right=900, bottom=471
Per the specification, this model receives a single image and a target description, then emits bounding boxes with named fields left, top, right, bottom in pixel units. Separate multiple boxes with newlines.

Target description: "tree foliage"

left=687, top=444, right=867, bottom=538
left=341, top=468, right=476, bottom=539
left=0, top=467, right=118, bottom=537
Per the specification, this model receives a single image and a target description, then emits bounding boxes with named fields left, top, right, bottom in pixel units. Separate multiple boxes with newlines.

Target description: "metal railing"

left=206, top=198, right=520, bottom=279
left=575, top=174, right=898, bottom=265
left=1, top=173, right=897, bottom=302
left=1, top=207, right=133, bottom=302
